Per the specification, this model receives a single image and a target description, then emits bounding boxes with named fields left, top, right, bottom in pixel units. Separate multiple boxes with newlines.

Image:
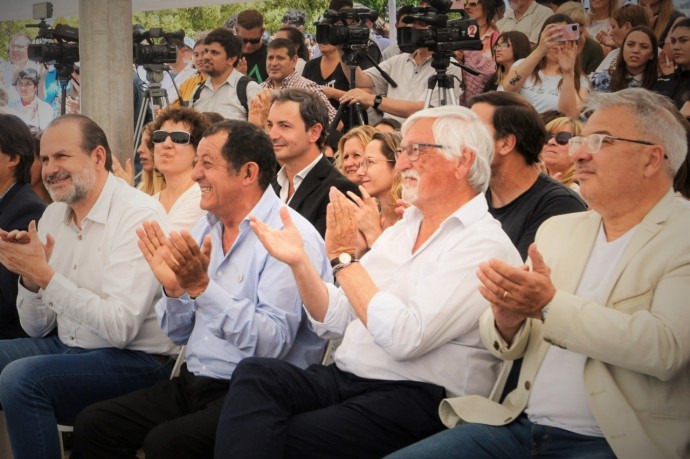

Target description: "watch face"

left=339, top=253, right=352, bottom=264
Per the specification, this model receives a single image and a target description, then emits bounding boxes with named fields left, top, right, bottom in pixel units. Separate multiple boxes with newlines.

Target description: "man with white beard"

left=0, top=114, right=176, bottom=459
left=211, top=105, right=523, bottom=459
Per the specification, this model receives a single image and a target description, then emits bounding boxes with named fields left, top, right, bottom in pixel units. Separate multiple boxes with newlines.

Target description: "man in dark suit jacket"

left=268, top=88, right=359, bottom=236
left=0, top=114, right=46, bottom=338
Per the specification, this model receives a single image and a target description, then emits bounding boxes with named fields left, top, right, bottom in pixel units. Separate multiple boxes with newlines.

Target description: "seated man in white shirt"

left=0, top=114, right=177, bottom=459
left=213, top=105, right=523, bottom=458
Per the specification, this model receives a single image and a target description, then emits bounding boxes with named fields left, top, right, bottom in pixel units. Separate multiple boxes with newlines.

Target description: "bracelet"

left=333, top=260, right=359, bottom=277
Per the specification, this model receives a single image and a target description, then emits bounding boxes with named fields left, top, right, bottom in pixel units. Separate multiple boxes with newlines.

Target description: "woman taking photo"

left=592, top=26, right=659, bottom=92
left=501, top=14, right=590, bottom=118
left=483, top=31, right=532, bottom=92
left=150, top=106, right=210, bottom=231
left=348, top=131, right=402, bottom=258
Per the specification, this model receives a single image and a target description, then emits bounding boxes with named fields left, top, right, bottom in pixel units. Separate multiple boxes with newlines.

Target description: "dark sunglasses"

left=152, top=130, right=193, bottom=145
left=241, top=37, right=262, bottom=44
left=545, top=131, right=574, bottom=146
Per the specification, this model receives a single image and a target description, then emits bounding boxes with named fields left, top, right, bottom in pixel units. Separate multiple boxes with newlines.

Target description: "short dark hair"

left=237, top=9, right=264, bottom=30
left=48, top=114, right=114, bottom=172
left=469, top=91, right=546, bottom=165
left=329, top=0, right=353, bottom=11
left=152, top=106, right=211, bottom=149
left=272, top=88, right=329, bottom=149
left=203, top=120, right=277, bottom=191
left=267, top=38, right=296, bottom=58
left=277, top=27, right=310, bottom=61
left=204, top=27, right=242, bottom=60
left=0, top=114, right=36, bottom=184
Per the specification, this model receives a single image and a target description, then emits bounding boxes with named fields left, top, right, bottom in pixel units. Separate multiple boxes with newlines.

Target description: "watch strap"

left=372, top=95, right=383, bottom=109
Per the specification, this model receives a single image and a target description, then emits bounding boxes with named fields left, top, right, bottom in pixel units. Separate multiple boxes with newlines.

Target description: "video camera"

left=397, top=0, right=482, bottom=53
left=27, top=2, right=80, bottom=70
left=133, top=27, right=184, bottom=66
left=315, top=8, right=376, bottom=48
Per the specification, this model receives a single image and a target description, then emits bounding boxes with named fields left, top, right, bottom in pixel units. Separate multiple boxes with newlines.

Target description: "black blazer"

left=273, top=156, right=361, bottom=237
left=0, top=183, right=46, bottom=338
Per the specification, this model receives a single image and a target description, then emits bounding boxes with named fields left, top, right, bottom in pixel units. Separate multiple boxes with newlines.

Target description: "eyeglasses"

left=394, top=143, right=446, bottom=161
left=241, top=37, right=262, bottom=44
left=465, top=1, right=480, bottom=7
left=10, top=44, right=28, bottom=50
left=493, top=41, right=511, bottom=51
left=14, top=81, right=36, bottom=88
left=545, top=131, right=574, bottom=146
left=357, top=157, right=396, bottom=173
left=152, top=130, right=194, bottom=145
left=567, top=134, right=654, bottom=157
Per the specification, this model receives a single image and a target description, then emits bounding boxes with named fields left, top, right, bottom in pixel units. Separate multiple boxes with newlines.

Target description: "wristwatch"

left=372, top=95, right=383, bottom=109
left=330, top=252, right=355, bottom=268
left=331, top=252, right=358, bottom=276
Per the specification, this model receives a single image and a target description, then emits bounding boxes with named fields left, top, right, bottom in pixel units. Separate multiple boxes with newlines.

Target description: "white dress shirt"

left=309, top=193, right=523, bottom=397
left=17, top=174, right=177, bottom=356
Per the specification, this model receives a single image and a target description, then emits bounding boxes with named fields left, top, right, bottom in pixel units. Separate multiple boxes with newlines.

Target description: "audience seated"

left=484, top=31, right=532, bottom=92
left=70, top=120, right=329, bottom=458
left=593, top=4, right=650, bottom=77
left=497, top=0, right=554, bottom=45
left=212, top=105, right=522, bottom=459
left=654, top=18, right=690, bottom=108
left=556, top=1, right=604, bottom=74
left=0, top=114, right=46, bottom=339
left=0, top=114, right=176, bottom=459
left=592, top=26, right=658, bottom=92
left=387, top=87, right=690, bottom=459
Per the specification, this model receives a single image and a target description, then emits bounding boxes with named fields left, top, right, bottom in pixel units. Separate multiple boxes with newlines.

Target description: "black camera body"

left=133, top=27, right=183, bottom=66
left=27, top=22, right=80, bottom=76
left=315, top=8, right=374, bottom=47
left=397, top=0, right=482, bottom=53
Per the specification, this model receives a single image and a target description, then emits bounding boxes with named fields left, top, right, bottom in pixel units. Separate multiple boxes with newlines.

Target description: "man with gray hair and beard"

left=0, top=114, right=176, bottom=459
left=212, top=105, right=523, bottom=458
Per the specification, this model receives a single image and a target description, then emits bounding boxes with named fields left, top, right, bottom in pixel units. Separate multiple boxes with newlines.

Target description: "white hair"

left=402, top=106, right=495, bottom=193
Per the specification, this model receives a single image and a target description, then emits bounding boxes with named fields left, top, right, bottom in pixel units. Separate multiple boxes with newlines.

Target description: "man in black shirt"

left=470, top=91, right=587, bottom=260
left=236, top=9, right=268, bottom=83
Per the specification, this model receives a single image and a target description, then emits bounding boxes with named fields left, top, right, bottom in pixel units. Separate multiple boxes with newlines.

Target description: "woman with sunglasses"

left=335, top=125, right=377, bottom=185
left=9, top=68, right=54, bottom=130
left=463, top=0, right=500, bottom=57
left=150, top=106, right=210, bottom=231
left=541, top=116, right=584, bottom=192
left=348, top=131, right=402, bottom=258
left=484, top=31, right=532, bottom=92
left=501, top=14, right=590, bottom=118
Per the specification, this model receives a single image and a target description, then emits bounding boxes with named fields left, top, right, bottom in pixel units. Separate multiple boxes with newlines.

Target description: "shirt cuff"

left=41, top=273, right=77, bottom=314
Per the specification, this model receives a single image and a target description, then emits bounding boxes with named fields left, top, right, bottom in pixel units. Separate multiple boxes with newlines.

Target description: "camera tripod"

left=330, top=43, right=397, bottom=131
left=133, top=64, right=170, bottom=156
left=423, top=49, right=482, bottom=108
left=53, top=62, right=77, bottom=116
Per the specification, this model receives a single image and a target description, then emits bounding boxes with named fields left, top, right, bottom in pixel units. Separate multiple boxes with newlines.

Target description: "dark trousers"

left=70, top=364, right=229, bottom=459
left=214, top=357, right=447, bottom=459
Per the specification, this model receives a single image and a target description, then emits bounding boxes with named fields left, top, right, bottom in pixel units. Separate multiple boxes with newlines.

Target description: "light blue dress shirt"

left=156, top=187, right=330, bottom=380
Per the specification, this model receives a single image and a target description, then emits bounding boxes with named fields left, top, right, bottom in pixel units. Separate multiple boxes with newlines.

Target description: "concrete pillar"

left=79, top=0, right=133, bottom=169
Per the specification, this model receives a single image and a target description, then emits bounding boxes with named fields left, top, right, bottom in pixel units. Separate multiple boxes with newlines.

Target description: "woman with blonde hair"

left=335, top=125, right=377, bottom=185
left=136, top=122, right=166, bottom=196
left=541, top=116, right=584, bottom=192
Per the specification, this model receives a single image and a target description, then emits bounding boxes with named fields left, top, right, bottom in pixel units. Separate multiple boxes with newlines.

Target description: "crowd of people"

left=0, top=0, right=689, bottom=458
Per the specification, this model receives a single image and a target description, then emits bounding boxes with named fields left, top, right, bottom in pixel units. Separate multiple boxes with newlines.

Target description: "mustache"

left=401, top=170, right=420, bottom=180
left=44, top=172, right=70, bottom=184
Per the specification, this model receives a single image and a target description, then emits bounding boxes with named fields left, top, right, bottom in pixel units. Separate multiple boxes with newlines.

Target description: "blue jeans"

left=0, top=335, right=173, bottom=459
left=386, top=415, right=616, bottom=459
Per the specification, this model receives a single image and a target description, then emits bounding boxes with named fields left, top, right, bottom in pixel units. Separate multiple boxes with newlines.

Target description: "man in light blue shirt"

left=70, top=120, right=329, bottom=459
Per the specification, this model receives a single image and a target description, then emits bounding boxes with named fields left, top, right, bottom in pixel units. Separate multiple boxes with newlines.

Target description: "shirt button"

left=524, top=381, right=531, bottom=390
left=201, top=364, right=207, bottom=370
left=73, top=264, right=77, bottom=270
left=77, top=235, right=82, bottom=240
left=236, top=273, right=243, bottom=282
left=493, top=341, right=499, bottom=350
left=70, top=336, right=75, bottom=340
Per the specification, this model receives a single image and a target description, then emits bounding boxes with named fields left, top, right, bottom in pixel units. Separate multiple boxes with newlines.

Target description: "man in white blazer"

left=387, top=88, right=690, bottom=459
